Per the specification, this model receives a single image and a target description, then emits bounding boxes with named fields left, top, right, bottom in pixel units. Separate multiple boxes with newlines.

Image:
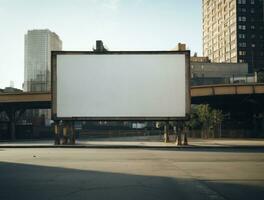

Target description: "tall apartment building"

left=203, top=0, right=264, bottom=72
left=24, top=29, right=62, bottom=91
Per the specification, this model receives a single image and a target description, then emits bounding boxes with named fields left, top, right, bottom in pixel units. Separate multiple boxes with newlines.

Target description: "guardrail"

left=191, top=83, right=264, bottom=97
left=191, top=73, right=259, bottom=86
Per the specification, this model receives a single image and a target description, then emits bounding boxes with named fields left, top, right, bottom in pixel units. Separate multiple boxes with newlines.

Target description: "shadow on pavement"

left=0, top=161, right=264, bottom=200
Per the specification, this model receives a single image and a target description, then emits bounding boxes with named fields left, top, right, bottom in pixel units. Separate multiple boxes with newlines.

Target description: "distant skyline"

left=0, top=0, right=202, bottom=89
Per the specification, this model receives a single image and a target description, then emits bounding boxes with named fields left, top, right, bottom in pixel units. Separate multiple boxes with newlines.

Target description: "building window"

left=239, top=51, right=246, bottom=56
left=239, top=42, right=247, bottom=47
left=238, top=0, right=246, bottom=4
left=238, top=25, right=246, bottom=30
left=239, top=59, right=245, bottom=63
left=238, top=16, right=246, bottom=22
left=239, top=34, right=246, bottom=39
left=251, top=25, right=255, bottom=29
left=250, top=0, right=255, bottom=4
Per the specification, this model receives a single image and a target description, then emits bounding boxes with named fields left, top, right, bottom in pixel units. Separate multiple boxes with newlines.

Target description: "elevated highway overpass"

left=0, top=92, right=51, bottom=139
left=191, top=83, right=264, bottom=112
left=1, top=84, right=263, bottom=112
left=0, top=92, right=51, bottom=110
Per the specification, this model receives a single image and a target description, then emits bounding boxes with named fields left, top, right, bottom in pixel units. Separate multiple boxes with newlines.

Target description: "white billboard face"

left=53, top=53, right=189, bottom=120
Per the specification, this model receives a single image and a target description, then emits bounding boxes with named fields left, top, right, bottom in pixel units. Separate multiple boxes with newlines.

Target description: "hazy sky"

left=0, top=0, right=202, bottom=89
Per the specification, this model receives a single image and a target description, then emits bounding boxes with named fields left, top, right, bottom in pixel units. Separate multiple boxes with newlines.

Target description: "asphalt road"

left=0, top=148, right=264, bottom=200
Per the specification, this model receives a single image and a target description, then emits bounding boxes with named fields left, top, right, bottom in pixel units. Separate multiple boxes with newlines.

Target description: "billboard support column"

left=54, top=121, right=60, bottom=145
left=183, top=126, right=188, bottom=145
left=62, top=121, right=68, bottom=145
left=176, top=121, right=182, bottom=146
left=69, top=121, right=76, bottom=145
left=164, top=122, right=169, bottom=143
left=173, top=124, right=177, bottom=144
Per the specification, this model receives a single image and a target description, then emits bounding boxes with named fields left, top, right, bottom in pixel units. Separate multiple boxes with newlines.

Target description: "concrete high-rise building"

left=203, top=0, right=264, bottom=72
left=24, top=29, right=62, bottom=91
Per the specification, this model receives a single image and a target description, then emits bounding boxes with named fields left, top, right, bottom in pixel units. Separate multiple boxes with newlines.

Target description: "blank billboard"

left=52, top=52, right=190, bottom=120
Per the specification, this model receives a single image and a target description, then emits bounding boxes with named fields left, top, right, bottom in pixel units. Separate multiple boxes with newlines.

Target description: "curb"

left=1, top=145, right=264, bottom=150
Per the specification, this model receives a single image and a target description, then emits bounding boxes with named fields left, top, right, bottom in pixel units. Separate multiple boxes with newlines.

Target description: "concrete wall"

left=191, top=62, right=248, bottom=78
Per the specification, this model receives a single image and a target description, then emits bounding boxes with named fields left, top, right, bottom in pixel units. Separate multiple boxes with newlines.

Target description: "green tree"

left=196, top=105, right=211, bottom=138
left=210, top=109, right=224, bottom=138
left=190, top=104, right=223, bottom=138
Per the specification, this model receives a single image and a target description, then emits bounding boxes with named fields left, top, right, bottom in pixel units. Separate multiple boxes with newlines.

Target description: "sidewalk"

left=1, top=136, right=264, bottom=148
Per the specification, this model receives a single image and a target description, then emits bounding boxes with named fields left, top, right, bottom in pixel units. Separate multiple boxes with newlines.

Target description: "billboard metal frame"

left=51, top=51, right=191, bottom=121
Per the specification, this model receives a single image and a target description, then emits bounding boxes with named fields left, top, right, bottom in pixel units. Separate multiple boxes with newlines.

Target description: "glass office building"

left=24, top=29, right=62, bottom=92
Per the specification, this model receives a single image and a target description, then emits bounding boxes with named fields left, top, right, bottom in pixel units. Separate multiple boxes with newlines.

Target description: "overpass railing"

left=191, top=73, right=258, bottom=86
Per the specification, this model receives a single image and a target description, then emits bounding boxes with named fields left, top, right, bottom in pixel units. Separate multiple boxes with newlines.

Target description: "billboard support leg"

left=62, top=121, right=68, bottom=145
left=173, top=125, right=177, bottom=144
left=54, top=121, right=60, bottom=145
left=176, top=121, right=182, bottom=146
left=183, top=126, right=188, bottom=145
left=164, top=122, right=169, bottom=143
left=69, top=121, right=76, bottom=145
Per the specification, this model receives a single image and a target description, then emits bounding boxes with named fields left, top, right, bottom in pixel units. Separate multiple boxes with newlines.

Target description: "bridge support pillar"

left=6, top=107, right=16, bottom=140
left=10, top=120, right=16, bottom=140
left=5, top=107, right=25, bottom=140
